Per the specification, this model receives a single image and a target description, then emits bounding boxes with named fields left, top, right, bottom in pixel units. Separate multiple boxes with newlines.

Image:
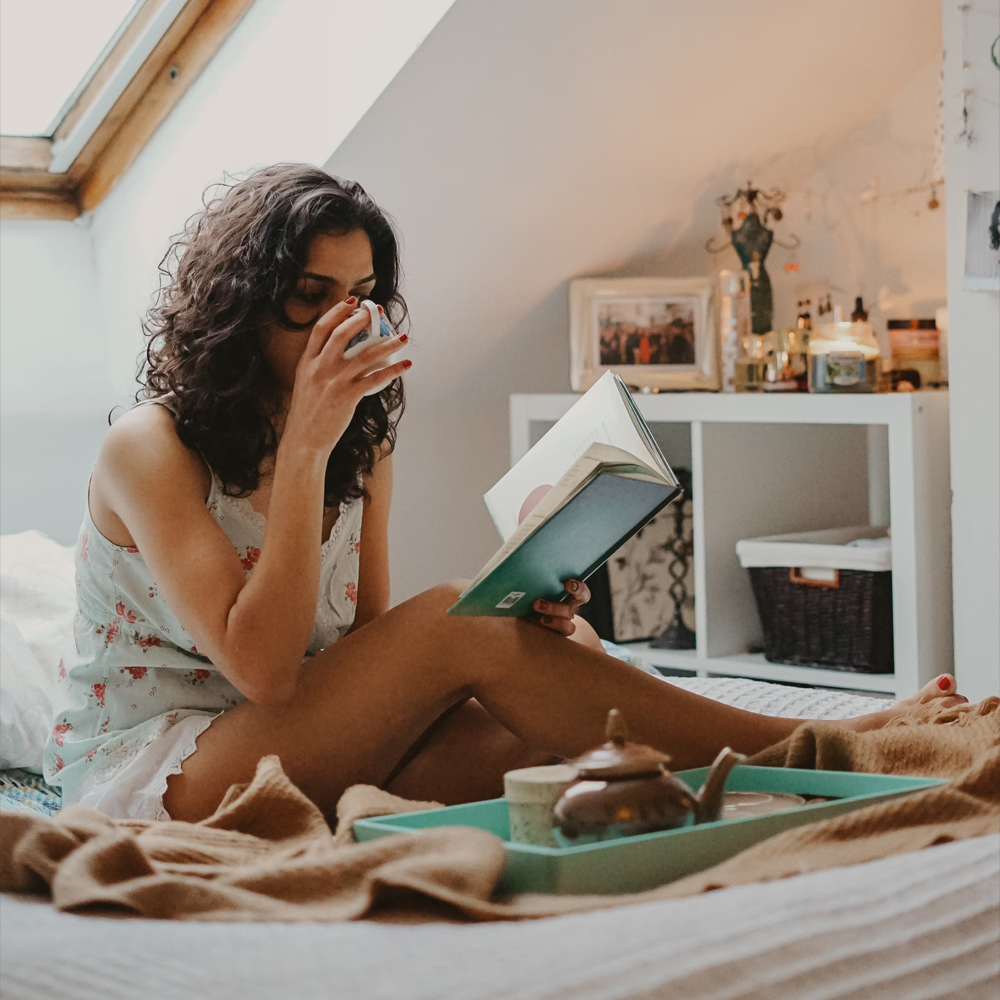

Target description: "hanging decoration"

left=706, top=183, right=800, bottom=337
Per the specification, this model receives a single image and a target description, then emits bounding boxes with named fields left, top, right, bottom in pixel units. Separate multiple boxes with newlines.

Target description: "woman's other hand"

left=532, top=579, right=591, bottom=637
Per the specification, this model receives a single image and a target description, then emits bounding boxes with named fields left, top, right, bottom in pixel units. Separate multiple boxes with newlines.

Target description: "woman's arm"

left=95, top=300, right=408, bottom=705
left=350, top=451, right=393, bottom=631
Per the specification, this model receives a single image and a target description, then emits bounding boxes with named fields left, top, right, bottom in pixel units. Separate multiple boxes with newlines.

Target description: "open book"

left=447, top=372, right=681, bottom=617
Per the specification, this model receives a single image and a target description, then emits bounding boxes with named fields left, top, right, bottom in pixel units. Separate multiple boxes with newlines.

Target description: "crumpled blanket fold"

left=2, top=698, right=997, bottom=923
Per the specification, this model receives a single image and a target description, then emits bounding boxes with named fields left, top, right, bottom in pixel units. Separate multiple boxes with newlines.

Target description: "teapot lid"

left=569, top=709, right=671, bottom=779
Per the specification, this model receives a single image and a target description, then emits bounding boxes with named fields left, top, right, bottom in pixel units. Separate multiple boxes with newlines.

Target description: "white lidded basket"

left=736, top=525, right=891, bottom=581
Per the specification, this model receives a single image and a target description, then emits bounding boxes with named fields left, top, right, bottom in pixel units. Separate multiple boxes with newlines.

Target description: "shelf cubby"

left=509, top=390, right=951, bottom=699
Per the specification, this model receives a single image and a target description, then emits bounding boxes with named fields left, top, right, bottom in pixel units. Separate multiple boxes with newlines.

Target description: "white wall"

left=90, top=0, right=456, bottom=403
left=941, top=0, right=1000, bottom=701
left=630, top=54, right=947, bottom=353
left=0, top=219, right=109, bottom=542
left=325, top=0, right=944, bottom=602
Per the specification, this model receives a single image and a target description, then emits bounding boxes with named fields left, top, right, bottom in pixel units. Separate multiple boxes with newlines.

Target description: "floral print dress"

left=43, top=471, right=363, bottom=813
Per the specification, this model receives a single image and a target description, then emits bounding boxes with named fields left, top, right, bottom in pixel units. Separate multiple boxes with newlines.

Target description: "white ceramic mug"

left=342, top=299, right=405, bottom=395
left=504, top=764, right=577, bottom=848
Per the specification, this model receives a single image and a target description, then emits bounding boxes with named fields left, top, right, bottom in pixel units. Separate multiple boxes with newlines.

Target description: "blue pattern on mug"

left=347, top=311, right=394, bottom=351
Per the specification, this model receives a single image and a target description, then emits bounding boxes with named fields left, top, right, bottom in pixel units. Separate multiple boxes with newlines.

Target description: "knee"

left=412, top=579, right=470, bottom=615
left=438, top=579, right=471, bottom=607
left=570, top=615, right=606, bottom=653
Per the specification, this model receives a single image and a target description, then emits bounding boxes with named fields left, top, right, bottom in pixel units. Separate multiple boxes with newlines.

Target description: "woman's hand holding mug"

left=284, top=297, right=409, bottom=457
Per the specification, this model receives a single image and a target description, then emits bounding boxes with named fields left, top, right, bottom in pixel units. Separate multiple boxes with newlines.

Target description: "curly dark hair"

left=140, top=163, right=406, bottom=507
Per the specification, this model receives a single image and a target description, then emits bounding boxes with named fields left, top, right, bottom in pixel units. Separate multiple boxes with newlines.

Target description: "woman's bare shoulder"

left=97, top=402, right=210, bottom=500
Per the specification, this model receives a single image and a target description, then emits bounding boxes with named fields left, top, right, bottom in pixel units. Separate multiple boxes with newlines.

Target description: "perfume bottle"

left=794, top=300, right=812, bottom=391
left=761, top=328, right=807, bottom=392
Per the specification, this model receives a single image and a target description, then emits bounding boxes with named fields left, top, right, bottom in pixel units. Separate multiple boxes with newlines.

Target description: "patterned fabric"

left=0, top=769, right=62, bottom=817
left=43, top=472, right=363, bottom=807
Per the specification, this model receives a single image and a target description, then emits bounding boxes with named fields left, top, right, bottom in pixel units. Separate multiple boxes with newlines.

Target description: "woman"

left=44, top=165, right=964, bottom=824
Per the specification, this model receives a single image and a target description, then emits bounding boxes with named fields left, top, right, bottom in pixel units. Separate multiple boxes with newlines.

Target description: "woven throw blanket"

left=1, top=698, right=997, bottom=923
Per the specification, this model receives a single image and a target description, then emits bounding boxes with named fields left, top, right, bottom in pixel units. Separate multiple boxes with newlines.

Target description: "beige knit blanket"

left=2, top=698, right=997, bottom=923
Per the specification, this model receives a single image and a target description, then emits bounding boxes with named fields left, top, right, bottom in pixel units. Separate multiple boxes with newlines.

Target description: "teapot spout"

left=694, top=747, right=747, bottom=824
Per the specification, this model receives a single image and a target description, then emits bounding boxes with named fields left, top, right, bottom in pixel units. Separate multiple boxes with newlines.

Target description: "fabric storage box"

left=735, top=526, right=893, bottom=673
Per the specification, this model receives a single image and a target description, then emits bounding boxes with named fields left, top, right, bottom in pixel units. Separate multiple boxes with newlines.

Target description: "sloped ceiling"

left=326, top=0, right=942, bottom=598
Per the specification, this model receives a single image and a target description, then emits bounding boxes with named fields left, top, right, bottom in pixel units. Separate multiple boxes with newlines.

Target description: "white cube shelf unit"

left=509, top=390, right=952, bottom=699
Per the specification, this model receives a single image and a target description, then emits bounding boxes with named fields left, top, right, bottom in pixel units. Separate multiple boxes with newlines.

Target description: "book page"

left=615, top=381, right=675, bottom=480
left=486, top=373, right=666, bottom=541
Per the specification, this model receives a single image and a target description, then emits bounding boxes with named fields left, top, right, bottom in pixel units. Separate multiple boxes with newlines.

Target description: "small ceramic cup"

left=504, top=764, right=578, bottom=848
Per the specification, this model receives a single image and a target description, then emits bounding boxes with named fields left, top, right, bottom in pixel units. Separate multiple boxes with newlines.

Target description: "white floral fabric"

left=43, top=473, right=362, bottom=809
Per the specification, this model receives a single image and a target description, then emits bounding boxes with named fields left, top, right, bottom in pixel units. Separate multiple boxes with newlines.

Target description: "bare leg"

left=382, top=699, right=553, bottom=804
left=384, top=619, right=600, bottom=804
left=164, top=582, right=962, bottom=823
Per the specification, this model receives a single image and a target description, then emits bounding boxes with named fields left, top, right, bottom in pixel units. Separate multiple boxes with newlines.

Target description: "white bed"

left=2, top=530, right=997, bottom=1000
left=2, top=834, right=997, bottom=1000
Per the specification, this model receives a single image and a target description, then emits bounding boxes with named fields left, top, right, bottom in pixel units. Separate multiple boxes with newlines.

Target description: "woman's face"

left=260, top=228, right=377, bottom=393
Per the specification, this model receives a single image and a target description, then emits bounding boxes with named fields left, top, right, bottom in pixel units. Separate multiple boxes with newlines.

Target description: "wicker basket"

left=747, top=566, right=893, bottom=672
left=736, top=526, right=893, bottom=674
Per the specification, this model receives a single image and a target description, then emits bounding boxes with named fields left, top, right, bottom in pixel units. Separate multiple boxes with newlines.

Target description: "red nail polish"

left=937, top=676, right=951, bottom=690
left=346, top=296, right=357, bottom=305
left=542, top=616, right=552, bottom=625
left=398, top=333, right=408, bottom=344
left=402, top=359, right=412, bottom=369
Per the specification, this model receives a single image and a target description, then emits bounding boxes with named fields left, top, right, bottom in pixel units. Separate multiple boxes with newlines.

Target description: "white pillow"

left=0, top=531, right=77, bottom=772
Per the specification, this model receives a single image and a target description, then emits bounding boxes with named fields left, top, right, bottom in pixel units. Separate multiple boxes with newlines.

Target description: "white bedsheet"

left=2, top=834, right=996, bottom=1000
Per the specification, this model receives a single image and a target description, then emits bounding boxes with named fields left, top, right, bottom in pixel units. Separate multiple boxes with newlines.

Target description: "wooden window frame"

left=0, top=0, right=255, bottom=221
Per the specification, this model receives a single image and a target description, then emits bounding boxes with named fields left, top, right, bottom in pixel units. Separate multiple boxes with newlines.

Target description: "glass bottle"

left=794, top=300, right=812, bottom=391
left=718, top=270, right=752, bottom=392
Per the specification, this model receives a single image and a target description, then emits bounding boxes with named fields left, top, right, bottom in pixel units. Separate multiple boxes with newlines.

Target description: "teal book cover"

left=447, top=472, right=680, bottom=617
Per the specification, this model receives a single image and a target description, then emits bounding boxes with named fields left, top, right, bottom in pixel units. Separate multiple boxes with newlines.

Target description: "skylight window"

left=1, top=0, right=256, bottom=219
left=0, top=0, right=140, bottom=136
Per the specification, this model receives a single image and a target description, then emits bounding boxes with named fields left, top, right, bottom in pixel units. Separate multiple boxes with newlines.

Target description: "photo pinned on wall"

left=569, top=277, right=719, bottom=392
left=963, top=190, right=1000, bottom=292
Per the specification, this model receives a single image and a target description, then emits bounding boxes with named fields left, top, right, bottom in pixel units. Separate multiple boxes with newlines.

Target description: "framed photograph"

left=569, top=277, right=718, bottom=392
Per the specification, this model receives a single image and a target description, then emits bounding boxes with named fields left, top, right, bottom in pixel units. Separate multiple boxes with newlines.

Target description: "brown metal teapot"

left=553, top=709, right=746, bottom=839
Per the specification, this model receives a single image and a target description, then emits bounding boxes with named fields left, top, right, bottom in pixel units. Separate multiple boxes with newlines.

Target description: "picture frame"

left=569, top=277, right=719, bottom=392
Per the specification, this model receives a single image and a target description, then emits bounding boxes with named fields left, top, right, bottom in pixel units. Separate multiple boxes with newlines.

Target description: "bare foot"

left=894, top=674, right=968, bottom=712
left=846, top=674, right=968, bottom=733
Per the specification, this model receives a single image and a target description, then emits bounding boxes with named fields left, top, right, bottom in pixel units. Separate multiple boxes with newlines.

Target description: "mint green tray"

left=355, top=766, right=943, bottom=895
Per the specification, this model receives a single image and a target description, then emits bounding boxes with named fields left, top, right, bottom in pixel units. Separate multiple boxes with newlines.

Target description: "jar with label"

left=808, top=316, right=880, bottom=393
left=887, top=319, right=941, bottom=387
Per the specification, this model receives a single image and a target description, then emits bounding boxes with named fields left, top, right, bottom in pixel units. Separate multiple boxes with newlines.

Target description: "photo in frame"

left=569, top=277, right=719, bottom=392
